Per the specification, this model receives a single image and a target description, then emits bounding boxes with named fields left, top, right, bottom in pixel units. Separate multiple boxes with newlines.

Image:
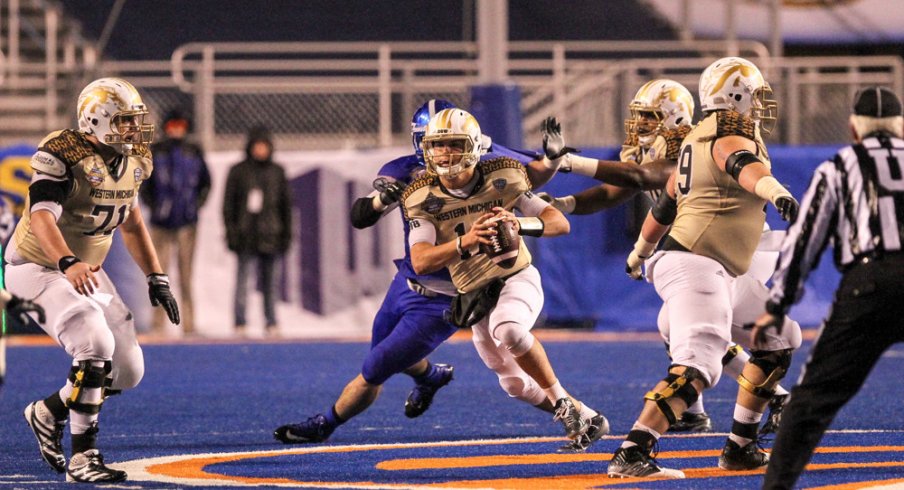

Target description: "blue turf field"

left=1, top=334, right=903, bottom=489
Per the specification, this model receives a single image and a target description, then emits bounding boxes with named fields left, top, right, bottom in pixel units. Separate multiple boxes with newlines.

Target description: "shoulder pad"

left=479, top=157, right=530, bottom=191
left=30, top=151, right=67, bottom=178
left=400, top=173, right=438, bottom=219
left=401, top=173, right=437, bottom=201
left=662, top=125, right=692, bottom=160
left=716, top=111, right=757, bottom=140
left=39, top=130, right=95, bottom=169
left=479, top=157, right=527, bottom=175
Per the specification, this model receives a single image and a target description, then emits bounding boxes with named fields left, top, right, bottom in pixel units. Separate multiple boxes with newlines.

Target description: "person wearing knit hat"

left=223, top=125, right=292, bottom=337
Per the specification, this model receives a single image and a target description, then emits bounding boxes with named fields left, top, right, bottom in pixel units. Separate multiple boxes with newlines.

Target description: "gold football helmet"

left=77, top=77, right=154, bottom=154
left=625, top=79, right=695, bottom=148
left=698, top=57, right=777, bottom=133
left=422, top=108, right=482, bottom=177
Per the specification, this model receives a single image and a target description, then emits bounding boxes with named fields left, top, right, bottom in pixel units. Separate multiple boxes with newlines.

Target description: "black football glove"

left=373, top=178, right=407, bottom=206
left=775, top=195, right=799, bottom=222
left=541, top=116, right=578, bottom=163
left=5, top=295, right=46, bottom=324
left=147, top=273, right=180, bottom=325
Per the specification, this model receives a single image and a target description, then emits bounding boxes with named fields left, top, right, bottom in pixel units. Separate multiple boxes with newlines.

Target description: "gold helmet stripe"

left=709, top=64, right=756, bottom=97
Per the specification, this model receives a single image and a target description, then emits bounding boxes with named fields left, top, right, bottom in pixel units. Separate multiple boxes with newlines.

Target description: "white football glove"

left=536, top=192, right=576, bottom=214
left=626, top=236, right=658, bottom=281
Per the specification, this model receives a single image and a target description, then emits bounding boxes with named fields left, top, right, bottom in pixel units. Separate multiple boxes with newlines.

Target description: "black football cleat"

left=718, top=439, right=770, bottom=470
left=405, top=364, right=454, bottom=418
left=607, top=445, right=685, bottom=479
left=274, top=414, right=334, bottom=444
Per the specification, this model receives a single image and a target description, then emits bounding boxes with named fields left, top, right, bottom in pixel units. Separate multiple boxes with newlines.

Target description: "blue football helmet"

left=411, top=99, right=457, bottom=160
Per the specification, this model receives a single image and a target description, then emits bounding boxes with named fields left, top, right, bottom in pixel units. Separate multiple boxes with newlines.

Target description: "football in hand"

left=480, top=216, right=520, bottom=269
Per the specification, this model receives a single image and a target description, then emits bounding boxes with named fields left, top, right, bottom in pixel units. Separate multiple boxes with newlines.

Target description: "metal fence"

left=3, top=39, right=903, bottom=150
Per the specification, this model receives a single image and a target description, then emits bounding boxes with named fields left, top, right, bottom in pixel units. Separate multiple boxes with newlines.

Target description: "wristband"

left=556, top=195, right=576, bottom=214
left=58, top=255, right=81, bottom=273
left=147, top=273, right=170, bottom=286
left=633, top=236, right=658, bottom=259
left=517, top=217, right=545, bottom=237
left=754, top=176, right=791, bottom=206
left=371, top=194, right=389, bottom=212
left=565, top=154, right=599, bottom=177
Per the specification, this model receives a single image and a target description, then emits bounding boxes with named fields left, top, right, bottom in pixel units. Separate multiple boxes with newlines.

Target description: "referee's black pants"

left=763, top=254, right=904, bottom=490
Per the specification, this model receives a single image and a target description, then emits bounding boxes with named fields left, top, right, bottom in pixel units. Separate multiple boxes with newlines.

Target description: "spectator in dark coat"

left=223, top=126, right=292, bottom=336
left=142, top=109, right=211, bottom=336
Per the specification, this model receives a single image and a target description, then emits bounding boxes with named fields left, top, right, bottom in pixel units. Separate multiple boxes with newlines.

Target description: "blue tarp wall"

left=534, top=145, right=845, bottom=330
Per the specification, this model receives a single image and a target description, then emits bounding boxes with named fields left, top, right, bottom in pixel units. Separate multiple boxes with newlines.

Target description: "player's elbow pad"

left=725, top=149, right=763, bottom=182
left=651, top=191, right=677, bottom=225
left=350, top=197, right=382, bottom=229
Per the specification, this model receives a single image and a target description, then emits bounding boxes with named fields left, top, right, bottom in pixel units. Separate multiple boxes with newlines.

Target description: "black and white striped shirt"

left=769, top=133, right=904, bottom=313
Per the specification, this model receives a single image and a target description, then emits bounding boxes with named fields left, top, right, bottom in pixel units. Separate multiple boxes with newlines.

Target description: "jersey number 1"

left=454, top=223, right=472, bottom=259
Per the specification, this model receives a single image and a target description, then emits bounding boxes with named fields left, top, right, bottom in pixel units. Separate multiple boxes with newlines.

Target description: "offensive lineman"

left=403, top=108, right=608, bottom=449
left=5, top=78, right=179, bottom=483
left=542, top=80, right=793, bottom=435
left=606, top=58, right=801, bottom=478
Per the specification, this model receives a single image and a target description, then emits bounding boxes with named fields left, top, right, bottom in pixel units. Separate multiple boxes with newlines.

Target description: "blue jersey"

left=376, top=144, right=539, bottom=291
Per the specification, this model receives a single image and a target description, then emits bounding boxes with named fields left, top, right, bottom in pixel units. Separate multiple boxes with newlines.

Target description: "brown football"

left=480, top=217, right=520, bottom=269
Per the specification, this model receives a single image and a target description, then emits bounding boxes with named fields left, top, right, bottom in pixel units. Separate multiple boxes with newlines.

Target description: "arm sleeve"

left=28, top=172, right=70, bottom=221
left=768, top=161, right=839, bottom=313
left=514, top=191, right=551, bottom=217
left=350, top=195, right=383, bottom=229
left=407, top=218, right=436, bottom=247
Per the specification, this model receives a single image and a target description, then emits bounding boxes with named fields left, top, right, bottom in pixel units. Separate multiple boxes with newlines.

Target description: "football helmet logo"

left=699, top=57, right=778, bottom=133
left=423, top=108, right=482, bottom=178
left=411, top=99, right=457, bottom=161
left=625, top=79, right=695, bottom=148
left=77, top=77, right=155, bottom=154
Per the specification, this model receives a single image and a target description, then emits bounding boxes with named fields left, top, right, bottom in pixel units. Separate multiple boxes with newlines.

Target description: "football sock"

left=622, top=422, right=660, bottom=450
left=44, top=392, right=69, bottom=421
left=325, top=406, right=345, bottom=428
left=729, top=404, right=763, bottom=447
left=412, top=362, right=445, bottom=386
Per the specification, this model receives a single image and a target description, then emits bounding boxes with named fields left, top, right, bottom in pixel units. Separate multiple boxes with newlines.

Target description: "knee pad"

left=493, top=321, right=535, bottom=357
left=498, top=375, right=546, bottom=405
left=644, top=366, right=705, bottom=425
left=739, top=349, right=793, bottom=399
left=67, top=360, right=111, bottom=415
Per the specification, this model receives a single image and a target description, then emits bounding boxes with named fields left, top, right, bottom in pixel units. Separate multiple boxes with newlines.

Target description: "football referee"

left=750, top=86, right=904, bottom=489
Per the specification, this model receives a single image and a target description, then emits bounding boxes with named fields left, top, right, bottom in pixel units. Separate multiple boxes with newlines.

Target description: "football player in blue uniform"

left=274, top=100, right=565, bottom=445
